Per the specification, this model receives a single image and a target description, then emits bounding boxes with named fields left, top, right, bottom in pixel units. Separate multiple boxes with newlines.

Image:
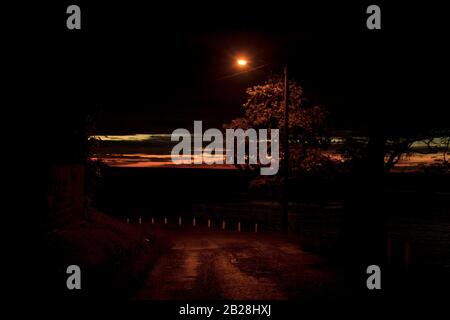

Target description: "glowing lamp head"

left=237, top=59, right=248, bottom=66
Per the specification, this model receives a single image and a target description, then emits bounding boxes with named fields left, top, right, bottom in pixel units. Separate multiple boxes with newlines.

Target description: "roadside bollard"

left=164, top=217, right=167, bottom=225
left=255, top=223, right=258, bottom=233
left=222, top=220, right=226, bottom=230
left=238, top=222, right=241, bottom=232
left=193, top=218, right=196, bottom=227
left=178, top=217, right=182, bottom=226
left=139, top=217, right=142, bottom=225
left=208, top=219, right=211, bottom=228
left=151, top=217, right=154, bottom=225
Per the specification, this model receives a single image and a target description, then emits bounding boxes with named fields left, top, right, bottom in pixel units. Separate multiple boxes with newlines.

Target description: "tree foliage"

left=224, top=75, right=333, bottom=176
left=340, top=129, right=450, bottom=173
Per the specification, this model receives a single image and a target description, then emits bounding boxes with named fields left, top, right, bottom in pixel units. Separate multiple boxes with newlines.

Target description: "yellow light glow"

left=237, top=59, right=248, bottom=66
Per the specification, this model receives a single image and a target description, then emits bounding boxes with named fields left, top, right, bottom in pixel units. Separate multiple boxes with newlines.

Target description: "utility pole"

left=282, top=65, right=289, bottom=234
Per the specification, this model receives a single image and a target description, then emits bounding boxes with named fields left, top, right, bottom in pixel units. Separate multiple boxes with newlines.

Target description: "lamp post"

left=235, top=58, right=289, bottom=234
left=282, top=65, right=289, bottom=235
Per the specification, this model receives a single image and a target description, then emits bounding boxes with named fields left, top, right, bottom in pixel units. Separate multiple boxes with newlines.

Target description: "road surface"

left=136, top=227, right=342, bottom=300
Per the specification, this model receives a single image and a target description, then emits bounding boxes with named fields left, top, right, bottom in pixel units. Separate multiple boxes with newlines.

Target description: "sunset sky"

left=91, top=134, right=448, bottom=171
left=29, top=2, right=448, bottom=165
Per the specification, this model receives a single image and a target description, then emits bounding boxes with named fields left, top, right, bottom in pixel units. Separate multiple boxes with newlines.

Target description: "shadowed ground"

left=135, top=226, right=346, bottom=300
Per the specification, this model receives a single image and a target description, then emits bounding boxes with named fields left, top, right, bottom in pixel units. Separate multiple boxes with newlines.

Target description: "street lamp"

left=236, top=59, right=248, bottom=66
left=235, top=58, right=290, bottom=235
left=282, top=65, right=289, bottom=235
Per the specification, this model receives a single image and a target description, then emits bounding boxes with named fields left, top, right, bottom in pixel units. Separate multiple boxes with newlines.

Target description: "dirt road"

left=135, top=227, right=342, bottom=300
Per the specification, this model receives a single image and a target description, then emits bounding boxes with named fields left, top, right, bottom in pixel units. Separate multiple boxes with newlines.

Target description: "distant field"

left=95, top=167, right=450, bottom=267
